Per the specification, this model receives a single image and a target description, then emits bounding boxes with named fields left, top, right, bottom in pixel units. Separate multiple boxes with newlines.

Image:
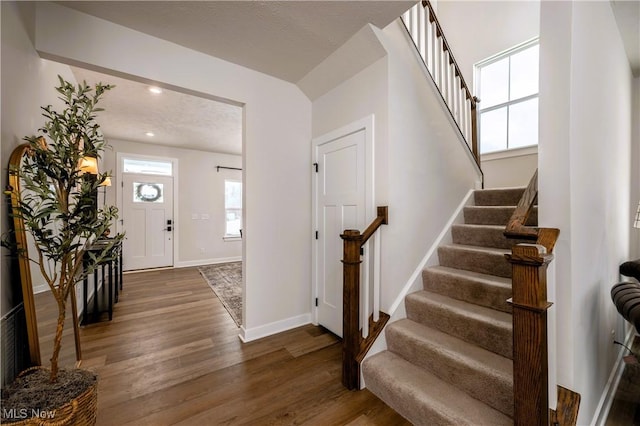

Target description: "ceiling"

left=610, top=0, right=640, bottom=77
left=58, top=1, right=639, bottom=155
left=71, top=67, right=244, bottom=154
left=59, top=1, right=414, bottom=154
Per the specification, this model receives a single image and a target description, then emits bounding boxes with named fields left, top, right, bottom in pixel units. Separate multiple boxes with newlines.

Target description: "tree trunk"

left=49, top=300, right=66, bottom=382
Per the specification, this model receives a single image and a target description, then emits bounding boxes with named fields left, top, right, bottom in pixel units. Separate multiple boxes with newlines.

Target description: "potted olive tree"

left=1, top=76, right=123, bottom=424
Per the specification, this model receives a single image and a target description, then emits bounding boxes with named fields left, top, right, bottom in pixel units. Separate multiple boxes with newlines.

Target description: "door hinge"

left=313, top=162, right=318, bottom=173
left=315, top=297, right=318, bottom=307
left=315, top=231, right=319, bottom=240
left=360, top=247, right=364, bottom=256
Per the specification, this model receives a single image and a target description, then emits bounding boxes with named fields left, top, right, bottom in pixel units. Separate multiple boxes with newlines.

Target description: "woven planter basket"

left=7, top=367, right=97, bottom=426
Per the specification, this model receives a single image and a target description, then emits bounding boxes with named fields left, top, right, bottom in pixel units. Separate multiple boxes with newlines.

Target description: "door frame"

left=116, top=152, right=179, bottom=269
left=311, top=115, right=375, bottom=328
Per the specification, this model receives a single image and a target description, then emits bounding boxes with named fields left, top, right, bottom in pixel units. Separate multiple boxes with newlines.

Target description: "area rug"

left=198, top=262, right=242, bottom=327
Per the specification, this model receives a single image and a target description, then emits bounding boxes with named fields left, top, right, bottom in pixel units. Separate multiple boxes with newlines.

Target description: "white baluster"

left=410, top=4, right=419, bottom=43
left=442, top=51, right=450, bottom=105
left=362, top=240, right=370, bottom=339
left=426, top=9, right=434, bottom=75
left=373, top=230, right=381, bottom=322
left=431, top=25, right=440, bottom=83
left=448, top=58, right=455, bottom=109
left=462, top=96, right=469, bottom=142
left=418, top=5, right=426, bottom=61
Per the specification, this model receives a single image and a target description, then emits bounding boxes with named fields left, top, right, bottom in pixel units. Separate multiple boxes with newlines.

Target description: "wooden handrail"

left=504, top=169, right=560, bottom=253
left=506, top=170, right=580, bottom=424
left=341, top=206, right=389, bottom=390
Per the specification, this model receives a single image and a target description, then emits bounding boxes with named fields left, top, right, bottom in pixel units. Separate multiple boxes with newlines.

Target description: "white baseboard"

left=239, top=313, right=312, bottom=343
left=33, top=283, right=49, bottom=294
left=174, top=256, right=242, bottom=269
left=590, top=327, right=637, bottom=426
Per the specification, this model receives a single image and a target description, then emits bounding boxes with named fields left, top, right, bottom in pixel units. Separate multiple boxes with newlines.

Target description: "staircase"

left=362, top=187, right=538, bottom=425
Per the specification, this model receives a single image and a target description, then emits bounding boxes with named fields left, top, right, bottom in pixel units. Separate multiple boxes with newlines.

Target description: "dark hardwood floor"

left=606, top=335, right=640, bottom=425
left=77, top=267, right=408, bottom=425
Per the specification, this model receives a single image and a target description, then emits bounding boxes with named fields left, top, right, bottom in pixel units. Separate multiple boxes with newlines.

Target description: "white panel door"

left=122, top=174, right=174, bottom=271
left=316, top=130, right=366, bottom=337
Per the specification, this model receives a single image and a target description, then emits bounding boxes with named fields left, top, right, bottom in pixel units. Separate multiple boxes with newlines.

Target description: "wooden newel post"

left=341, top=229, right=363, bottom=390
left=506, top=244, right=553, bottom=426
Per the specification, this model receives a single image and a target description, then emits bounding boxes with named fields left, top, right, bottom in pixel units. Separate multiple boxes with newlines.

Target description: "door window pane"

left=480, top=107, right=508, bottom=153
left=508, top=98, right=538, bottom=149
left=133, top=182, right=164, bottom=203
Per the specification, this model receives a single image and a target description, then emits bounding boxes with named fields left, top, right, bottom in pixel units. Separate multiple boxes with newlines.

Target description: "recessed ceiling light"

left=148, top=86, right=162, bottom=94
left=145, top=132, right=155, bottom=137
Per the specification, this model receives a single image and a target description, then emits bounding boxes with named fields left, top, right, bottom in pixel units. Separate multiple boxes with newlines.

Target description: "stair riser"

left=422, top=269, right=512, bottom=313
left=464, top=207, right=538, bottom=226
left=452, top=225, right=533, bottom=250
left=438, top=247, right=512, bottom=278
left=405, top=295, right=512, bottom=358
left=474, top=188, right=526, bottom=206
left=387, top=325, right=514, bottom=417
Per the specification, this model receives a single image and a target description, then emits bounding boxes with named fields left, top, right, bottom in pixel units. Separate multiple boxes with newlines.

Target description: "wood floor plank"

left=72, top=266, right=407, bottom=425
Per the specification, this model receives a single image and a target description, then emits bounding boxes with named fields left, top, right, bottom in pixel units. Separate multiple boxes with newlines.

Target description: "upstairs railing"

left=401, top=1, right=480, bottom=166
left=341, top=206, right=389, bottom=390
left=504, top=170, right=580, bottom=425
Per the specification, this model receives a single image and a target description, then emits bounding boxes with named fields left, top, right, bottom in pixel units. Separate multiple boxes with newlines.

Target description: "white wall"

left=379, top=20, right=482, bottom=313
left=0, top=2, right=77, bottom=313
left=103, top=139, right=242, bottom=267
left=482, top=148, right=538, bottom=188
left=312, top=57, right=389, bottom=204
left=631, top=77, right=640, bottom=260
left=32, top=2, right=312, bottom=340
left=539, top=2, right=633, bottom=423
left=310, top=18, right=482, bottom=332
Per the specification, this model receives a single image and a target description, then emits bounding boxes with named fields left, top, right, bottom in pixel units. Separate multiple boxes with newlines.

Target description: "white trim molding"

left=174, top=257, right=242, bottom=269
left=239, top=313, right=312, bottom=343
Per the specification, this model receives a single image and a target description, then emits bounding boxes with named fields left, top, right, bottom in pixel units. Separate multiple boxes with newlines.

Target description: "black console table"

left=82, top=238, right=123, bottom=324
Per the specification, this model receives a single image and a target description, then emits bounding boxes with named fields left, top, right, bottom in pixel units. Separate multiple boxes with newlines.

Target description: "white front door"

left=122, top=173, right=174, bottom=271
left=314, top=126, right=368, bottom=337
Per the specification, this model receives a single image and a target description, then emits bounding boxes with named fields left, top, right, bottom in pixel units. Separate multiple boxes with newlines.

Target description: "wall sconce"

left=634, top=201, right=640, bottom=229
left=99, top=176, right=112, bottom=205
left=78, top=156, right=99, bottom=175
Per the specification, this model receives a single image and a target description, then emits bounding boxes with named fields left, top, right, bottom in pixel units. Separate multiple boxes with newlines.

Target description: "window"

left=476, top=39, right=539, bottom=154
left=224, top=180, right=242, bottom=237
left=123, top=158, right=172, bottom=176
left=132, top=182, right=164, bottom=203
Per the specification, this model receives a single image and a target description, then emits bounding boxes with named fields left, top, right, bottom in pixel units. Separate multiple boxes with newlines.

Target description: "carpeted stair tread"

left=464, top=205, right=538, bottom=226
left=422, top=266, right=512, bottom=313
left=452, top=224, right=534, bottom=249
left=406, top=290, right=512, bottom=358
left=474, top=187, right=526, bottom=206
left=362, top=351, right=512, bottom=426
left=438, top=244, right=512, bottom=278
left=387, top=319, right=513, bottom=416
